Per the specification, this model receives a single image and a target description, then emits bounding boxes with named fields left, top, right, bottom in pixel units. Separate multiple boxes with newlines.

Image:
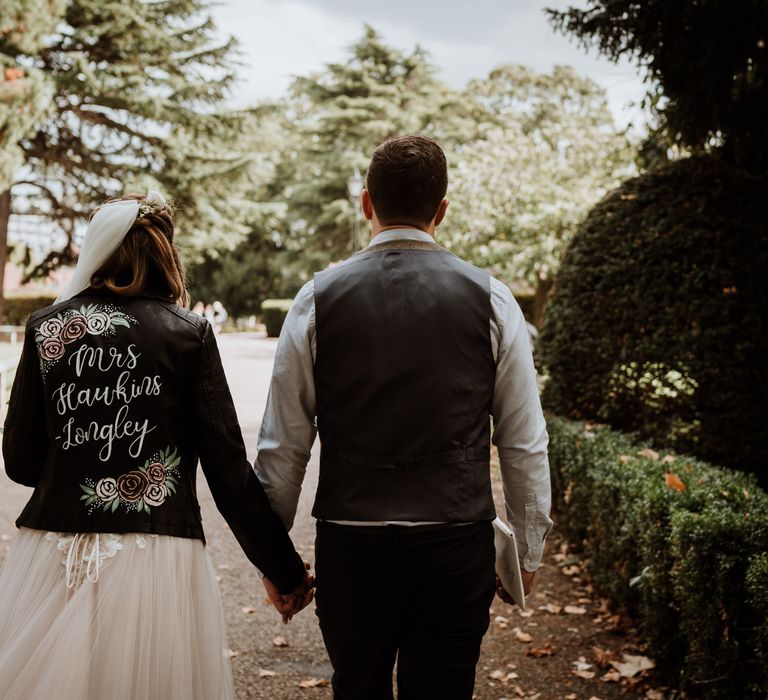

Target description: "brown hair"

left=90, top=193, right=189, bottom=306
left=365, top=135, right=448, bottom=228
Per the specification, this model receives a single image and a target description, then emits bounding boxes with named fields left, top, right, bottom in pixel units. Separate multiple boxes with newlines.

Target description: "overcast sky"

left=212, top=0, right=648, bottom=132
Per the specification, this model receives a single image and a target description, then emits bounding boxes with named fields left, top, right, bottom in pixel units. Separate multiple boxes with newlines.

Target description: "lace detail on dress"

left=44, top=531, right=158, bottom=588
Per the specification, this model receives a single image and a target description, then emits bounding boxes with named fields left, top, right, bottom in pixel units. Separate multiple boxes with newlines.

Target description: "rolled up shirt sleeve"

left=490, top=278, right=553, bottom=572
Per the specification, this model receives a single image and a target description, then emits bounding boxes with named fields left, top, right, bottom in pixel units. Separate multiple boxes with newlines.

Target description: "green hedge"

left=261, top=299, right=292, bottom=338
left=540, top=156, right=768, bottom=483
left=548, top=414, right=768, bottom=698
left=1, top=293, right=57, bottom=325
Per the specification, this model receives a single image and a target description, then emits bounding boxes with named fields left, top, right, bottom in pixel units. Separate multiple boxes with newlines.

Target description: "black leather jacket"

left=3, top=288, right=305, bottom=594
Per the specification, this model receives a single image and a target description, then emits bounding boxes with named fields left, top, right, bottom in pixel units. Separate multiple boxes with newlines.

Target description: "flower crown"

left=137, top=189, right=166, bottom=217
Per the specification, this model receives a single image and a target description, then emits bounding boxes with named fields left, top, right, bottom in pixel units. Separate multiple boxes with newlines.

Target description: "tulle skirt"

left=0, top=527, right=235, bottom=700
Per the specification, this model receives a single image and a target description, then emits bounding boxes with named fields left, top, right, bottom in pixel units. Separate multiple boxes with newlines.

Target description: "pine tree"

left=1, top=0, right=64, bottom=312
left=279, top=26, right=458, bottom=274
left=2, top=0, right=257, bottom=309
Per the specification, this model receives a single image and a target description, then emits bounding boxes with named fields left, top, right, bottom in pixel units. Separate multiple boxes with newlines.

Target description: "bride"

left=0, top=191, right=313, bottom=699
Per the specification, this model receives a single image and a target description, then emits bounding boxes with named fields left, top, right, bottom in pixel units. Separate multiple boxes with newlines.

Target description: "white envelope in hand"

left=492, top=517, right=526, bottom=610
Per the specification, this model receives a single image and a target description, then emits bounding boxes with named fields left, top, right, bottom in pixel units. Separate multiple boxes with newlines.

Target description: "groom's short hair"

left=366, top=135, right=448, bottom=228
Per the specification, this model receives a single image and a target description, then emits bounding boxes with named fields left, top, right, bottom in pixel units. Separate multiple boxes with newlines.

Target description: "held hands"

left=262, top=562, right=315, bottom=624
left=495, top=569, right=535, bottom=607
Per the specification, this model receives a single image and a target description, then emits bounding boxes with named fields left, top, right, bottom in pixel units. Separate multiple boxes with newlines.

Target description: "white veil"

left=55, top=191, right=166, bottom=303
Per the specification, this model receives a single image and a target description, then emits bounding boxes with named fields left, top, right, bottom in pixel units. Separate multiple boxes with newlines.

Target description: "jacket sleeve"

left=3, top=319, right=48, bottom=487
left=190, top=320, right=306, bottom=594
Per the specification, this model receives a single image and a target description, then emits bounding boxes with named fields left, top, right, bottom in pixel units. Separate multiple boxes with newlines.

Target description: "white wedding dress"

left=0, top=527, right=235, bottom=699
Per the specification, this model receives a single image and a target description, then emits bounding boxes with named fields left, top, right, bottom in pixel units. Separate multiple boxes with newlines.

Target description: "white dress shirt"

left=255, top=229, right=553, bottom=571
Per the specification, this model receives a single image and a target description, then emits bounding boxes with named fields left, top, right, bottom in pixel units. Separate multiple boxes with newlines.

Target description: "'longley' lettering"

left=59, top=404, right=156, bottom=462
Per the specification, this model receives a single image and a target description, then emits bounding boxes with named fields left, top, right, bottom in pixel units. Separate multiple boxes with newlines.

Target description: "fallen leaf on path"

left=562, top=565, right=581, bottom=576
left=226, top=649, right=239, bottom=659
left=518, top=609, right=534, bottom=618
left=645, top=690, right=665, bottom=699
left=572, top=669, right=596, bottom=680
left=664, top=473, right=686, bottom=492
left=525, top=644, right=554, bottom=658
left=511, top=685, right=525, bottom=697
left=489, top=669, right=505, bottom=680
left=298, top=678, right=329, bottom=688
left=566, top=694, right=577, bottom=700
left=512, top=627, right=533, bottom=643
left=637, top=448, right=660, bottom=460
left=272, top=636, right=289, bottom=647
left=593, top=646, right=615, bottom=667
left=572, top=656, right=593, bottom=672
left=588, top=696, right=603, bottom=700
left=564, top=605, right=587, bottom=615
left=601, top=669, right=621, bottom=682
left=258, top=669, right=276, bottom=678
left=595, top=598, right=611, bottom=614
left=241, top=606, right=258, bottom=614
left=494, top=615, right=510, bottom=628
left=610, top=654, right=656, bottom=677
left=538, top=603, right=562, bottom=614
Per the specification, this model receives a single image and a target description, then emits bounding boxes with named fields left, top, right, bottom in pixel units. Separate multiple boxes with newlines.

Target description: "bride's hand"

left=262, top=563, right=315, bottom=623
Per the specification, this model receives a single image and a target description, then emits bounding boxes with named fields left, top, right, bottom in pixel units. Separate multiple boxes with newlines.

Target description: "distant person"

left=212, top=300, right=228, bottom=334
left=192, top=300, right=205, bottom=316
left=0, top=191, right=313, bottom=699
left=255, top=136, right=552, bottom=699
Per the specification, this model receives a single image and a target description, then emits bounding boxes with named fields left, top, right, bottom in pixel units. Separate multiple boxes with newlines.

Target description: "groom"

left=256, top=135, right=552, bottom=699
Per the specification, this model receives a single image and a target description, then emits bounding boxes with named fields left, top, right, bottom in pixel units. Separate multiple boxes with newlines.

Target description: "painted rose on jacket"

left=80, top=447, right=181, bottom=515
left=34, top=303, right=136, bottom=377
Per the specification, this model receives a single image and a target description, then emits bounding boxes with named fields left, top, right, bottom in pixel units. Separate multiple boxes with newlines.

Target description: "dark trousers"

left=314, top=520, right=496, bottom=700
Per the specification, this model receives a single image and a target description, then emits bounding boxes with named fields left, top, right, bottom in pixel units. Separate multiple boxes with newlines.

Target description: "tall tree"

left=547, top=0, right=768, bottom=168
left=0, top=0, right=64, bottom=314
left=442, top=65, right=635, bottom=323
left=279, top=26, right=458, bottom=275
left=3, top=0, right=257, bottom=297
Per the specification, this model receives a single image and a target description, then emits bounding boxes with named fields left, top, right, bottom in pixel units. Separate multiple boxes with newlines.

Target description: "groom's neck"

left=370, top=223, right=435, bottom=239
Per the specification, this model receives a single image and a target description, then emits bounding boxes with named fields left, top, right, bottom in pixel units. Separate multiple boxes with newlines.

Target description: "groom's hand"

left=495, top=570, right=536, bottom=606
left=262, top=562, right=315, bottom=623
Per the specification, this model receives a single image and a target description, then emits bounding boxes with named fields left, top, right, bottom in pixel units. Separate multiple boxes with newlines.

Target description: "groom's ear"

left=361, top=189, right=374, bottom=221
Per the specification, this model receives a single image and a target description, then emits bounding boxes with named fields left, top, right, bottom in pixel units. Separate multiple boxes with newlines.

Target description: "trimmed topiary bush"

left=260, top=299, right=292, bottom=338
left=548, top=415, right=768, bottom=697
left=540, top=155, right=768, bottom=483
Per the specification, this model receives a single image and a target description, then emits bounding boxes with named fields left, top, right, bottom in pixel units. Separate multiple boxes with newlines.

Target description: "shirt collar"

left=368, top=229, right=435, bottom=247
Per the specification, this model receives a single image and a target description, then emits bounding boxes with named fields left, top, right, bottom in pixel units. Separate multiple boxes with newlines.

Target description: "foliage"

left=277, top=26, right=458, bottom=276
left=548, top=415, right=768, bottom=698
left=260, top=299, right=292, bottom=338
left=540, top=155, right=768, bottom=483
left=547, top=0, right=768, bottom=168
left=270, top=30, right=635, bottom=290
left=188, top=206, right=299, bottom=319
left=0, top=0, right=63, bottom=190
left=5, top=0, right=259, bottom=275
left=0, top=292, right=57, bottom=325
left=441, top=65, right=635, bottom=286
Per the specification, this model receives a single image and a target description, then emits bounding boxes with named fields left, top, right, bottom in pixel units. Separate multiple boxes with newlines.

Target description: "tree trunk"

left=533, top=265, right=554, bottom=329
left=0, top=189, right=10, bottom=323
